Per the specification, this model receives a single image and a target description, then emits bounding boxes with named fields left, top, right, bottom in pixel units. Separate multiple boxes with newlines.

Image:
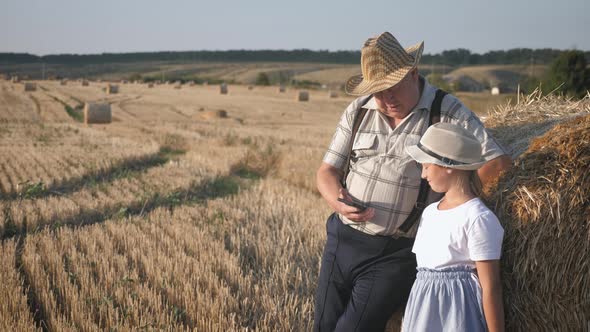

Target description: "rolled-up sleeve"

left=322, top=101, right=357, bottom=170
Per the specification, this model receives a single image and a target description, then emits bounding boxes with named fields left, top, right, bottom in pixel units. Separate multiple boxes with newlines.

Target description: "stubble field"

left=0, top=79, right=361, bottom=331
left=0, top=78, right=528, bottom=331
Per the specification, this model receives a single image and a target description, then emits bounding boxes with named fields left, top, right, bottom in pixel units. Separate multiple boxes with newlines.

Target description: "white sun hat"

left=406, top=122, right=486, bottom=170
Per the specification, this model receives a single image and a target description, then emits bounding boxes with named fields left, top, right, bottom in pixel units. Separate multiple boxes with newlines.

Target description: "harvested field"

left=1, top=77, right=587, bottom=331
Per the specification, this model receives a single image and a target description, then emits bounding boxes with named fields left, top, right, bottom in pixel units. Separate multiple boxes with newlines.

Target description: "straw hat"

left=406, top=123, right=486, bottom=170
left=345, top=32, right=424, bottom=96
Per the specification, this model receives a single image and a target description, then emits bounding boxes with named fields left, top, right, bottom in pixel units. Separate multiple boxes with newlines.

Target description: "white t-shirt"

left=412, top=197, right=504, bottom=269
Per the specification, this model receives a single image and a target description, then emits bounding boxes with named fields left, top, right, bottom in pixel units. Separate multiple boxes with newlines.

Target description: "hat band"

left=417, top=142, right=468, bottom=166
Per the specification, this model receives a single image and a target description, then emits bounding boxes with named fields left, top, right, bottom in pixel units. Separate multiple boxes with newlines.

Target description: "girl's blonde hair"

left=454, top=169, right=482, bottom=196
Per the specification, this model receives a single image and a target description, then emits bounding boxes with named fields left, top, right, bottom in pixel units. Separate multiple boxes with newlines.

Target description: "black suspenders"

left=398, top=89, right=447, bottom=232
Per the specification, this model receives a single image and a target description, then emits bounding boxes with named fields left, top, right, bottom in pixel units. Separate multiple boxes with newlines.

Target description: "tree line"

left=1, top=48, right=588, bottom=66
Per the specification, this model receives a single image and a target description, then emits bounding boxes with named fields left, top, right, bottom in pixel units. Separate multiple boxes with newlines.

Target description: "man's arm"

left=316, top=162, right=374, bottom=222
left=477, top=154, right=512, bottom=188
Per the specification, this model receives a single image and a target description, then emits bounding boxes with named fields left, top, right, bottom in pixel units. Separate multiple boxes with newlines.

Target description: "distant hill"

left=0, top=48, right=582, bottom=92
left=443, top=64, right=547, bottom=92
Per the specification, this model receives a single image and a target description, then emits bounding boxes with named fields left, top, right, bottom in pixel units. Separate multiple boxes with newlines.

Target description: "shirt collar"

left=360, top=76, right=438, bottom=112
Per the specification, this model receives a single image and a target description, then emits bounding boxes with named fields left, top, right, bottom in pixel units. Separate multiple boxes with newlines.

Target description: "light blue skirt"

left=402, top=266, right=487, bottom=332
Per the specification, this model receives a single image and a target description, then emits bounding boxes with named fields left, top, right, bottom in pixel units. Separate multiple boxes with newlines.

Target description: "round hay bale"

left=198, top=109, right=228, bottom=120
left=297, top=90, right=309, bottom=102
left=106, top=84, right=119, bottom=94
left=23, top=82, right=36, bottom=91
left=84, top=102, right=112, bottom=124
left=220, top=83, right=228, bottom=95
left=485, top=113, right=590, bottom=331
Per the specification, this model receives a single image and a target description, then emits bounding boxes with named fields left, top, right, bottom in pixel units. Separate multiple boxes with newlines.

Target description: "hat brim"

left=406, top=145, right=487, bottom=171
left=345, top=41, right=424, bottom=96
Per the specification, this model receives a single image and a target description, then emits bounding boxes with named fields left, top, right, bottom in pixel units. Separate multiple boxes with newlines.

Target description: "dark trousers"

left=314, top=213, right=417, bottom=332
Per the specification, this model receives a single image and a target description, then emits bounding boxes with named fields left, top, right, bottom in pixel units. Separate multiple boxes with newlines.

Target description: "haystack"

left=83, top=103, right=112, bottom=124
left=297, top=90, right=309, bottom=102
left=106, top=84, right=119, bottom=94
left=24, top=82, right=36, bottom=91
left=198, top=109, right=228, bottom=120
left=484, top=89, right=590, bottom=158
left=483, top=113, right=590, bottom=331
left=220, top=83, right=228, bottom=95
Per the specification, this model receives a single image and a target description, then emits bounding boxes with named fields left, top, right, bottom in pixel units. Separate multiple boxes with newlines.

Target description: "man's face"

left=373, top=69, right=421, bottom=120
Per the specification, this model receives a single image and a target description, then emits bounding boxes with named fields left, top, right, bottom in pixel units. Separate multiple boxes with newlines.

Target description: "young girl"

left=403, top=122, right=505, bottom=332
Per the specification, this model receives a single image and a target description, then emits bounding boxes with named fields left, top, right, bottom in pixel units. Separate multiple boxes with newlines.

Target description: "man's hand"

left=316, top=162, right=374, bottom=222
left=336, top=188, right=375, bottom=222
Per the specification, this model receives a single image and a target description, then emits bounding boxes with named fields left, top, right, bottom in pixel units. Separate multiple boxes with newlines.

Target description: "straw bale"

left=198, top=109, right=228, bottom=120
left=484, top=89, right=590, bottom=158
left=106, top=84, right=119, bottom=94
left=484, top=113, right=590, bottom=331
left=297, top=90, right=309, bottom=102
left=174, top=82, right=182, bottom=89
left=23, top=82, right=36, bottom=91
left=491, top=87, right=500, bottom=95
left=83, top=102, right=112, bottom=124
left=11, top=76, right=19, bottom=83
left=220, top=83, right=228, bottom=95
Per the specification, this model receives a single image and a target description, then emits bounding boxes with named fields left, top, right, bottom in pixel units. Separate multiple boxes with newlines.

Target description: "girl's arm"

left=475, top=260, right=505, bottom=332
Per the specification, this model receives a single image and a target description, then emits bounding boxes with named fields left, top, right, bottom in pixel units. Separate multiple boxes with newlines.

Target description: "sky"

left=1, top=0, right=588, bottom=56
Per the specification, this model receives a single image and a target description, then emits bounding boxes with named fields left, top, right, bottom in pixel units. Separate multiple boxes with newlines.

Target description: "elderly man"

left=314, top=32, right=511, bottom=331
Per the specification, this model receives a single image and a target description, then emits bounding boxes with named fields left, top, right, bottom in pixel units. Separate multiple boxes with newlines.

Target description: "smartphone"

left=337, top=197, right=367, bottom=212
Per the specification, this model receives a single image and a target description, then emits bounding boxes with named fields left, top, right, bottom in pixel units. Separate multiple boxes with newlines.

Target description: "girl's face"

left=421, top=163, right=452, bottom=193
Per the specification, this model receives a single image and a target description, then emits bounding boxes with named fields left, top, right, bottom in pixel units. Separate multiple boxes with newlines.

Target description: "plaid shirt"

left=323, top=78, right=508, bottom=237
